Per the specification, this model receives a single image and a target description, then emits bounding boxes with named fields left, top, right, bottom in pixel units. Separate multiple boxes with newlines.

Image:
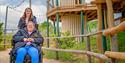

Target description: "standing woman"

left=18, top=7, right=38, bottom=29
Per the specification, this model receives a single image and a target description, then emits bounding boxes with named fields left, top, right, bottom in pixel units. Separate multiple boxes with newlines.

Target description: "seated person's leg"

left=28, top=46, right=39, bottom=63
left=16, top=47, right=27, bottom=63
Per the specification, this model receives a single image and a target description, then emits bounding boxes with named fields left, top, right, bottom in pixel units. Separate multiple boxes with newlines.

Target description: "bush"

left=44, top=31, right=88, bottom=63
left=117, top=31, right=125, bottom=52
left=0, top=22, right=4, bottom=51
left=58, top=31, right=76, bottom=49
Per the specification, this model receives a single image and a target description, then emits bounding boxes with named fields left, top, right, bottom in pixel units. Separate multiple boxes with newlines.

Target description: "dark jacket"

left=18, top=16, right=38, bottom=29
left=13, top=28, right=43, bottom=54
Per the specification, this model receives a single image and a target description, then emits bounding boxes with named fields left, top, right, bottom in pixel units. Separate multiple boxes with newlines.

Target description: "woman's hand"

left=23, top=38, right=28, bottom=42
left=28, top=38, right=34, bottom=42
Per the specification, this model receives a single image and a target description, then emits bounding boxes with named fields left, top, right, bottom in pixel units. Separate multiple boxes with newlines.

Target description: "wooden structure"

left=46, top=0, right=125, bottom=63
left=47, top=0, right=97, bottom=36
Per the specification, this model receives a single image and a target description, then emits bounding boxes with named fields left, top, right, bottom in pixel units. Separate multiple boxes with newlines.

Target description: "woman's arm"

left=18, top=18, right=22, bottom=29
left=33, top=16, right=38, bottom=29
left=18, top=18, right=26, bottom=29
left=13, top=30, right=25, bottom=43
left=33, top=31, right=44, bottom=44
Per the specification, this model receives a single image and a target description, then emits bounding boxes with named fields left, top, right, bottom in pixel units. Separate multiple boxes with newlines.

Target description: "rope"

left=8, top=0, right=25, bottom=8
left=6, top=0, right=26, bottom=13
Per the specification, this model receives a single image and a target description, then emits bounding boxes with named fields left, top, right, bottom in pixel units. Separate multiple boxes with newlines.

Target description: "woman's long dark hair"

left=21, top=7, right=33, bottom=21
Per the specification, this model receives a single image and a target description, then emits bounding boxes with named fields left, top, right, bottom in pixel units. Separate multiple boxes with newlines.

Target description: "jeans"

left=15, top=46, right=39, bottom=63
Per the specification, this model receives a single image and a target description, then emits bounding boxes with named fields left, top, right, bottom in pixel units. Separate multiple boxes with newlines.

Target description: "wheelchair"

left=9, top=39, right=43, bottom=63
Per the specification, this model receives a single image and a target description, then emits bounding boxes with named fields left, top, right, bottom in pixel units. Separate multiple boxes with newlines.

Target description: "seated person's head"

left=26, top=21, right=35, bottom=32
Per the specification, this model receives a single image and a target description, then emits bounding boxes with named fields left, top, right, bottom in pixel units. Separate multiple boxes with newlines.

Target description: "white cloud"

left=0, top=0, right=8, bottom=5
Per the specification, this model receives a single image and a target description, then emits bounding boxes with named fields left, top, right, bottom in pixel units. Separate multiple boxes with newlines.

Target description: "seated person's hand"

left=23, top=38, right=28, bottom=42
left=28, top=38, right=34, bottom=42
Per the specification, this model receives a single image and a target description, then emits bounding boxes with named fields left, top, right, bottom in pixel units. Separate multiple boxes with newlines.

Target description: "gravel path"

left=0, top=49, right=69, bottom=63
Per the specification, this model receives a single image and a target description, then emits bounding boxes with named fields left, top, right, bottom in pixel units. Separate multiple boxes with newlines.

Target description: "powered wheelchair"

left=9, top=39, right=43, bottom=63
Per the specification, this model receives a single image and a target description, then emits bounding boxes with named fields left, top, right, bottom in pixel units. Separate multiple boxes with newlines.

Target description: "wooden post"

left=47, top=17, right=50, bottom=47
left=105, top=0, right=118, bottom=63
left=105, top=0, right=118, bottom=52
left=86, top=36, right=92, bottom=63
left=84, top=15, right=87, bottom=34
left=97, top=4, right=105, bottom=63
left=84, top=14, right=92, bottom=63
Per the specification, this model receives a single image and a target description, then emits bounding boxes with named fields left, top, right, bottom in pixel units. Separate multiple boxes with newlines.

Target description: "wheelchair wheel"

left=24, top=54, right=31, bottom=63
left=9, top=51, right=15, bottom=63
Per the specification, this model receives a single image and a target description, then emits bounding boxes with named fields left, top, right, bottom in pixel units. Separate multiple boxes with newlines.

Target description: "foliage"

left=58, top=31, right=76, bottom=49
left=44, top=20, right=100, bottom=63
left=0, top=22, right=3, bottom=42
left=38, top=21, right=54, bottom=37
left=0, top=22, right=4, bottom=51
left=44, top=31, right=87, bottom=62
left=43, top=19, right=125, bottom=63
left=87, top=20, right=98, bottom=33
left=117, top=31, right=125, bottom=52
left=0, top=22, right=13, bottom=51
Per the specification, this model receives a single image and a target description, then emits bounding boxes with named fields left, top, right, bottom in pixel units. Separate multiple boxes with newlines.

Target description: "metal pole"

left=80, top=11, right=84, bottom=42
left=4, top=6, right=8, bottom=48
left=80, top=0, right=84, bottom=42
left=29, top=0, right=31, bottom=8
left=55, top=0, right=59, bottom=60
left=102, top=9, right=107, bottom=52
left=47, top=17, right=49, bottom=47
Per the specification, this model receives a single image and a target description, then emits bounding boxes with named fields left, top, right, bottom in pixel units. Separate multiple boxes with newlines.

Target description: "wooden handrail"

left=103, top=21, right=125, bottom=36
left=42, top=47, right=111, bottom=62
left=44, top=31, right=102, bottom=39
left=105, top=51, right=125, bottom=60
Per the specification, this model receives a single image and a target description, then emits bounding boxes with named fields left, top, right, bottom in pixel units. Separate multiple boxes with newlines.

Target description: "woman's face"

left=25, top=9, right=32, bottom=17
left=27, top=22, right=34, bottom=32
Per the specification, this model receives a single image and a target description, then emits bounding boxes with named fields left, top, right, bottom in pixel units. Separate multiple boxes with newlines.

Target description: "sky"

left=0, top=0, right=93, bottom=29
left=0, top=0, right=47, bottom=29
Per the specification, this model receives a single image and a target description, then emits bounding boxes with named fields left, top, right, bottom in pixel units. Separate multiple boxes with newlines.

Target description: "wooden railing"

left=103, top=21, right=125, bottom=62
left=43, top=31, right=109, bottom=63
left=103, top=21, right=125, bottom=36
left=43, top=21, right=125, bottom=63
left=47, top=0, right=86, bottom=12
left=105, top=51, right=125, bottom=61
left=42, top=47, right=111, bottom=62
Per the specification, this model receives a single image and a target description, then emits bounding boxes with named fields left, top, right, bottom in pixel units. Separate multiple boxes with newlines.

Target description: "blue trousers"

left=16, top=46, right=39, bottom=63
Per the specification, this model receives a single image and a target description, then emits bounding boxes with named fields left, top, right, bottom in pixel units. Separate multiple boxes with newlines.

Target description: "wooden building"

left=47, top=0, right=97, bottom=36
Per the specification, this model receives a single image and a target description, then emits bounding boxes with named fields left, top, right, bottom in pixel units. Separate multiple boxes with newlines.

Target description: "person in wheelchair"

left=12, top=21, right=43, bottom=63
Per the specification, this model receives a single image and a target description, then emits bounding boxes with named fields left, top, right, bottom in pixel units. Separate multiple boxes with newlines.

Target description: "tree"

left=0, top=22, right=3, bottom=42
left=38, top=21, right=54, bottom=37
